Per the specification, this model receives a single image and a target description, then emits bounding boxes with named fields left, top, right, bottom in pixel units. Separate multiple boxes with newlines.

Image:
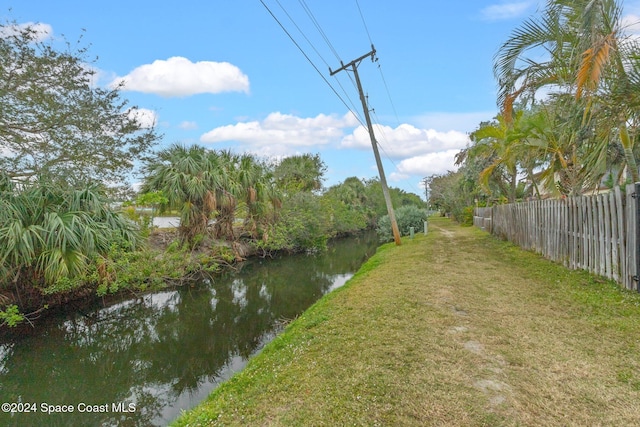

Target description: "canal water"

left=0, top=231, right=379, bottom=427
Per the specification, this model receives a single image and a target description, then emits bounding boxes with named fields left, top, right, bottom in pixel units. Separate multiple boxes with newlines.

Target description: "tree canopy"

left=0, top=20, right=159, bottom=187
left=273, top=153, right=327, bottom=194
left=493, top=0, right=640, bottom=188
left=433, top=0, right=640, bottom=219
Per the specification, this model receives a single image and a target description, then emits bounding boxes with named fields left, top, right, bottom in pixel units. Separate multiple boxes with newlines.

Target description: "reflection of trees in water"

left=0, top=231, right=378, bottom=426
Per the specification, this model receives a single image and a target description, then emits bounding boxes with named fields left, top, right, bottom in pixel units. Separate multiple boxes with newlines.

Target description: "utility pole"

left=330, top=46, right=401, bottom=246
left=421, top=177, right=429, bottom=201
left=422, top=176, right=431, bottom=210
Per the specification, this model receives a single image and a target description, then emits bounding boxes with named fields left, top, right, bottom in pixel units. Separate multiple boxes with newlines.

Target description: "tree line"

left=0, top=20, right=425, bottom=328
left=429, top=0, right=640, bottom=223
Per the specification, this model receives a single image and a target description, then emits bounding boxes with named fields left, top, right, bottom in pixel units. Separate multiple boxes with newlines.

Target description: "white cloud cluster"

left=341, top=123, right=469, bottom=180
left=480, top=2, right=533, bottom=21
left=199, top=111, right=471, bottom=183
left=341, top=124, right=469, bottom=160
left=112, top=56, right=250, bottom=97
left=200, top=112, right=359, bottom=156
left=393, top=150, right=463, bottom=180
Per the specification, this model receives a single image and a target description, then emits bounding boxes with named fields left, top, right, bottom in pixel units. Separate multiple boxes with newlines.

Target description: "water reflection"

left=0, top=231, right=378, bottom=426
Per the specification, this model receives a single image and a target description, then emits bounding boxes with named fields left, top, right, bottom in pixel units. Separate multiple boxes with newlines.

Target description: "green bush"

left=460, top=206, right=475, bottom=226
left=0, top=179, right=140, bottom=292
left=376, top=205, right=427, bottom=242
left=321, top=194, right=368, bottom=237
left=258, top=192, right=329, bottom=253
left=0, top=305, right=24, bottom=327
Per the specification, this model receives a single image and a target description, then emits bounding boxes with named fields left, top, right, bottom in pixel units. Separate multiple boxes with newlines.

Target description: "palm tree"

left=466, top=112, right=525, bottom=203
left=210, top=150, right=239, bottom=241
left=236, top=154, right=280, bottom=239
left=573, top=0, right=640, bottom=183
left=142, top=144, right=222, bottom=244
left=143, top=146, right=280, bottom=243
left=0, top=176, right=139, bottom=290
left=495, top=0, right=640, bottom=186
left=523, top=98, right=588, bottom=196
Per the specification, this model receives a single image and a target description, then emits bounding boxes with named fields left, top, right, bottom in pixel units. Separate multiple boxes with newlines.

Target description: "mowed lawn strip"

left=172, top=217, right=640, bottom=426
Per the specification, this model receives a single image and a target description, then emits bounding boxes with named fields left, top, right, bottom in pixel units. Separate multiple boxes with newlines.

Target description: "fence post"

left=490, top=206, right=495, bottom=234
left=634, top=183, right=640, bottom=291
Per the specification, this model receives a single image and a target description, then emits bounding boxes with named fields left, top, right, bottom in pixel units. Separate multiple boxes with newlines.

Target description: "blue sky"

left=5, top=1, right=640, bottom=197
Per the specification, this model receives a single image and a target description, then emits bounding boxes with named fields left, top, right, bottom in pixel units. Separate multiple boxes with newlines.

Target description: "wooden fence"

left=473, top=183, right=640, bottom=291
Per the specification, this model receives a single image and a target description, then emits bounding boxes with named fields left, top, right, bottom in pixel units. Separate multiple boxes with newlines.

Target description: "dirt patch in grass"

left=173, top=217, right=640, bottom=426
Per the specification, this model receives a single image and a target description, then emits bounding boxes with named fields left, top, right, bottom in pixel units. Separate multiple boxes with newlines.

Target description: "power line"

left=258, top=0, right=365, bottom=127
left=332, top=74, right=365, bottom=124
left=261, top=1, right=423, bottom=197
left=353, top=0, right=401, bottom=127
left=352, top=1, right=420, bottom=195
left=355, top=0, right=373, bottom=46
left=271, top=0, right=363, bottom=124
left=377, top=61, right=401, bottom=127
left=371, top=108, right=426, bottom=198
left=371, top=109, right=400, bottom=169
left=274, top=0, right=330, bottom=69
left=295, top=0, right=361, bottom=96
left=298, top=0, right=342, bottom=63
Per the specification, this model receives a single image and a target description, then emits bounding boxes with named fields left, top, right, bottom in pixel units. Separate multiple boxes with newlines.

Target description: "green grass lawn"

left=172, top=217, right=640, bottom=426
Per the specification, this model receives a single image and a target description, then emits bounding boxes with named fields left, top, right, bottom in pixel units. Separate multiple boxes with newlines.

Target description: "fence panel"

left=474, top=185, right=640, bottom=291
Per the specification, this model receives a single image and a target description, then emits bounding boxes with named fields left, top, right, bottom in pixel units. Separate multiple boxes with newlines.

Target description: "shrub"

left=258, top=192, right=329, bottom=253
left=376, top=205, right=427, bottom=242
left=460, top=206, right=475, bottom=226
left=0, top=180, right=140, bottom=291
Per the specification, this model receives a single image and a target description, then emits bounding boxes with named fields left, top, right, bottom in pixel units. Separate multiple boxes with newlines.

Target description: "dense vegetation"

left=429, top=0, right=640, bottom=223
left=0, top=20, right=425, bottom=328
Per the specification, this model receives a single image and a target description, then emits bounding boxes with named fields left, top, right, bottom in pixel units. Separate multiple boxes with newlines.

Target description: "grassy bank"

left=173, top=217, right=640, bottom=426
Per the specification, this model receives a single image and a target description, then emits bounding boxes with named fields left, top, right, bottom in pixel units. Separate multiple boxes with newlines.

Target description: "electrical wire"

left=259, top=0, right=366, bottom=128
left=261, top=0, right=425, bottom=197
left=271, top=0, right=363, bottom=123
left=355, top=0, right=373, bottom=46
left=296, top=0, right=361, bottom=96
left=377, top=61, right=401, bottom=127
left=298, top=0, right=342, bottom=63
left=354, top=0, right=401, bottom=127
left=354, top=1, right=424, bottom=195
left=372, top=107, right=427, bottom=197
left=274, top=0, right=329, bottom=69
left=371, top=108, right=400, bottom=170
left=272, top=0, right=367, bottom=122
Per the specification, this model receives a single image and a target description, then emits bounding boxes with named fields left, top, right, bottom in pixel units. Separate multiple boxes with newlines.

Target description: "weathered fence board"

left=615, top=187, right=626, bottom=286
left=474, top=184, right=640, bottom=291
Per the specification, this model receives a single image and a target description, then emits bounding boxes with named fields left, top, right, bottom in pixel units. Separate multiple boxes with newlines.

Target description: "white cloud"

left=341, top=124, right=470, bottom=159
left=622, top=14, right=640, bottom=35
left=200, top=111, right=471, bottom=181
left=179, top=121, right=198, bottom=130
left=480, top=2, right=533, bottom=21
left=394, top=150, right=462, bottom=178
left=412, top=111, right=496, bottom=133
left=389, top=172, right=410, bottom=182
left=0, top=22, right=52, bottom=41
left=111, top=56, right=250, bottom=97
left=127, top=108, right=158, bottom=129
left=200, top=112, right=359, bottom=156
